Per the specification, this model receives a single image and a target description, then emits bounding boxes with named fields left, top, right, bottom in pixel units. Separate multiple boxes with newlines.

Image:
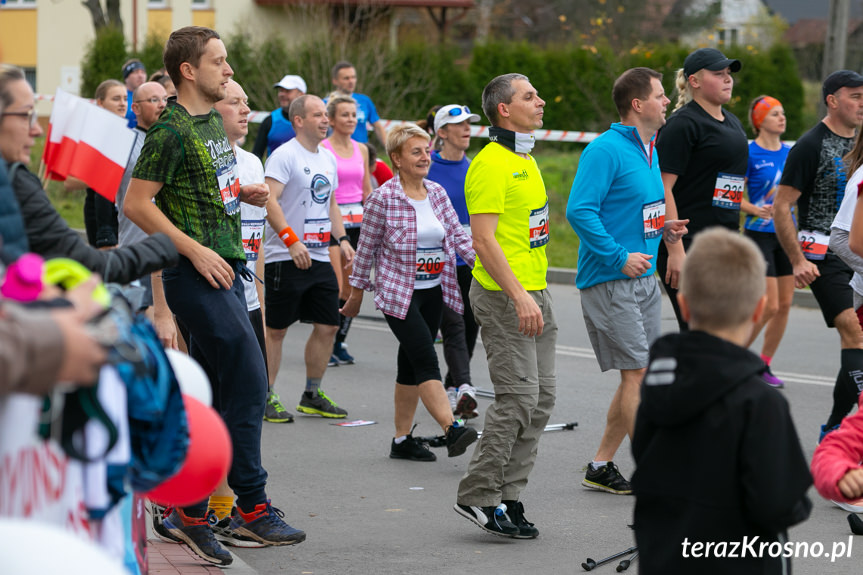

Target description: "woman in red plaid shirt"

left=341, top=123, right=479, bottom=462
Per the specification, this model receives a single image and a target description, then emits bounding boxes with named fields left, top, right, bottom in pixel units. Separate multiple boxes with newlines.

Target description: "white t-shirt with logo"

left=263, top=138, right=339, bottom=264
left=235, top=147, right=266, bottom=312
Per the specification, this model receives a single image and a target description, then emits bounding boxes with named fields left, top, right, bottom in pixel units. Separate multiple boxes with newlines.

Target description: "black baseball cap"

left=822, top=70, right=863, bottom=103
left=683, top=48, right=741, bottom=78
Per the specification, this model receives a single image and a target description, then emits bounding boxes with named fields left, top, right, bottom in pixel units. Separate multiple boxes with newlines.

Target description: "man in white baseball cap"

left=252, top=74, right=308, bottom=161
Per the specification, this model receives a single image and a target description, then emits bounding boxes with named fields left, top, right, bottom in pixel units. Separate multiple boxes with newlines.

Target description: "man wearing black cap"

left=252, top=74, right=307, bottom=161
left=122, top=58, right=147, bottom=129
left=774, top=70, right=863, bottom=438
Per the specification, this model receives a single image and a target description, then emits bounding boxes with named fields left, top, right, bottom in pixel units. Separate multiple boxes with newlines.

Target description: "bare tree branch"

left=82, top=0, right=123, bottom=31
left=107, top=0, right=123, bottom=28
left=82, top=0, right=107, bottom=30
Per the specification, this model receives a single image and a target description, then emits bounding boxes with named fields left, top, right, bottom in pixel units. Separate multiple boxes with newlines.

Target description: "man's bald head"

left=131, top=82, right=168, bottom=130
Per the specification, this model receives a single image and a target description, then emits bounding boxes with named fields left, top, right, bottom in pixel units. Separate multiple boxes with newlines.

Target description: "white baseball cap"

left=274, top=75, right=307, bottom=93
left=434, top=104, right=481, bottom=133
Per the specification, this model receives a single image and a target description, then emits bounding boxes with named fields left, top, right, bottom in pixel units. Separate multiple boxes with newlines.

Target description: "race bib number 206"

left=416, top=247, right=445, bottom=281
left=529, top=202, right=550, bottom=249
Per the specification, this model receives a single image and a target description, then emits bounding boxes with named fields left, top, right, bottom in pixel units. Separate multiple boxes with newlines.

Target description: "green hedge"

left=230, top=37, right=806, bottom=139
left=80, top=28, right=172, bottom=98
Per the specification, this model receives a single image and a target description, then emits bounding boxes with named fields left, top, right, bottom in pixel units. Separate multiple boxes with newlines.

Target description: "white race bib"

left=529, top=202, right=550, bottom=248
left=416, top=247, right=445, bottom=281
left=712, top=173, right=744, bottom=210
left=242, top=218, right=265, bottom=261
left=340, top=202, right=363, bottom=229
left=798, top=230, right=829, bottom=261
left=642, top=200, right=665, bottom=239
left=216, top=162, right=241, bottom=215
left=303, top=218, right=331, bottom=248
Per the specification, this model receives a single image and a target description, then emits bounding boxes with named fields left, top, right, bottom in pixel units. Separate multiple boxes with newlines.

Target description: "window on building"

left=148, top=0, right=168, bottom=8
left=730, top=28, right=739, bottom=46
left=717, top=29, right=726, bottom=45
left=23, top=68, right=36, bottom=92
left=2, top=0, right=37, bottom=6
left=191, top=0, right=210, bottom=6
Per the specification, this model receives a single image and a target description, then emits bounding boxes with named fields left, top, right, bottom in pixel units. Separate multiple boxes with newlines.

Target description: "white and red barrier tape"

left=36, top=93, right=798, bottom=145
left=39, top=93, right=601, bottom=143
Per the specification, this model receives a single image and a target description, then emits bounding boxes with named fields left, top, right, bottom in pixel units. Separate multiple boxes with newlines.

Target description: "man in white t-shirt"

left=213, top=80, right=293, bottom=426
left=264, top=94, right=355, bottom=418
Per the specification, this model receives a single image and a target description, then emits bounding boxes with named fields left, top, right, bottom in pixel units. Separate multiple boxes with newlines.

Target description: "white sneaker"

left=832, top=498, right=863, bottom=513
left=456, top=384, right=478, bottom=419
left=447, top=388, right=458, bottom=413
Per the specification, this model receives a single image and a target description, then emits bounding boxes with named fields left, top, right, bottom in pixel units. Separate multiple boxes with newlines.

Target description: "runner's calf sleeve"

left=826, top=348, right=863, bottom=428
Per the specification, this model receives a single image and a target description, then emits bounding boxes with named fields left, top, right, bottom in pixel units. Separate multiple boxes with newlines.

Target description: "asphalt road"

left=230, top=282, right=858, bottom=575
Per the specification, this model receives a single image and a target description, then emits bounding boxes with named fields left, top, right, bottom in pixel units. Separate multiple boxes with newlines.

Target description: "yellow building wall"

left=148, top=10, right=173, bottom=40
left=192, top=9, right=216, bottom=30
left=211, top=0, right=326, bottom=46
left=0, top=9, right=38, bottom=67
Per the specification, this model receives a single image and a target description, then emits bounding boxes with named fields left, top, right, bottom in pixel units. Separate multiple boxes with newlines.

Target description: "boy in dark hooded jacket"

left=633, top=227, right=812, bottom=574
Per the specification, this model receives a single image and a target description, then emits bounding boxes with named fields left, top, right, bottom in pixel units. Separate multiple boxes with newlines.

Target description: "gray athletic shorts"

left=580, top=275, right=661, bottom=372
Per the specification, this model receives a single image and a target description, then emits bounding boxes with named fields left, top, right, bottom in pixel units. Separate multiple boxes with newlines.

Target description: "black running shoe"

left=162, top=508, right=233, bottom=565
left=445, top=420, right=478, bottom=457
left=502, top=500, right=539, bottom=539
left=297, top=389, right=348, bottom=418
left=264, top=391, right=293, bottom=423
left=454, top=503, right=520, bottom=537
left=390, top=435, right=437, bottom=461
left=582, top=461, right=633, bottom=495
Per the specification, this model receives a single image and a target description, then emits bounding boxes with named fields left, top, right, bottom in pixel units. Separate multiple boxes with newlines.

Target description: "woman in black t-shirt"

left=656, top=47, right=749, bottom=330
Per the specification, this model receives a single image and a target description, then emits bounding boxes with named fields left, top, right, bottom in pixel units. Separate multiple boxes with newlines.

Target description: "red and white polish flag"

left=43, top=89, right=135, bottom=202
left=43, top=88, right=79, bottom=180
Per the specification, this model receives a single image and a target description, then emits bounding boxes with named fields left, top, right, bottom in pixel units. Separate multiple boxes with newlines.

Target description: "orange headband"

left=751, top=96, right=782, bottom=131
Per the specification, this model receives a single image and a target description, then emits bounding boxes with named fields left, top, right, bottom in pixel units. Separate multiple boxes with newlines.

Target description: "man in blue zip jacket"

left=567, top=67, right=688, bottom=495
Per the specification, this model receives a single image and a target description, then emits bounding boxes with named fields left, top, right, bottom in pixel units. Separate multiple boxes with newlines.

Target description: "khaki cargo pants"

left=457, top=282, right=557, bottom=506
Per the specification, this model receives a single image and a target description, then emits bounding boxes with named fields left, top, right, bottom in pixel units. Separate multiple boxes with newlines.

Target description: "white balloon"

left=0, top=519, right=129, bottom=575
left=165, top=349, right=213, bottom=406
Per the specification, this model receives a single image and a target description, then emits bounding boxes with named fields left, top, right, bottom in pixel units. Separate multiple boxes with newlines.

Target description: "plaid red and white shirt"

left=349, top=174, right=476, bottom=319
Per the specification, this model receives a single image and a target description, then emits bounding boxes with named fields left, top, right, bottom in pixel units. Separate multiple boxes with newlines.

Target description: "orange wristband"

left=279, top=226, right=299, bottom=247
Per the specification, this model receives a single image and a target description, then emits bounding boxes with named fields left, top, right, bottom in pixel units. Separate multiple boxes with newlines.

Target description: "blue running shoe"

left=231, top=501, right=306, bottom=546
left=163, top=508, right=232, bottom=565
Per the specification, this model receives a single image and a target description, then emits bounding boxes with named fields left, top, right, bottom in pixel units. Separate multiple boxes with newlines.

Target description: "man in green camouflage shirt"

left=125, top=26, right=305, bottom=564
